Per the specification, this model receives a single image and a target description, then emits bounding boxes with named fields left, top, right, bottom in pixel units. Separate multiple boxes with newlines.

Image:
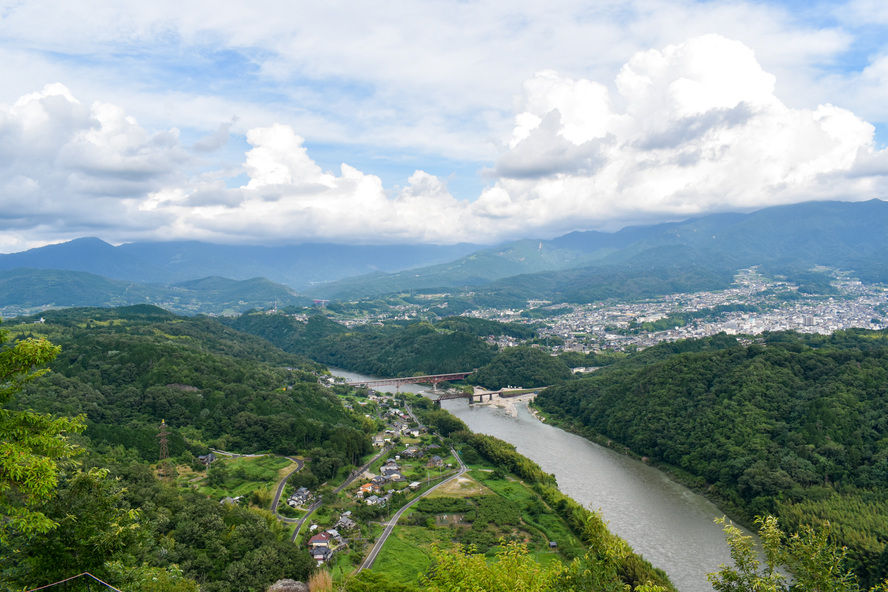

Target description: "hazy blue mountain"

left=306, top=199, right=888, bottom=300
left=0, top=269, right=311, bottom=316
left=302, top=224, right=681, bottom=299
left=0, top=239, right=482, bottom=289
left=115, top=241, right=482, bottom=288
left=3, top=199, right=887, bottom=309
left=0, top=237, right=166, bottom=282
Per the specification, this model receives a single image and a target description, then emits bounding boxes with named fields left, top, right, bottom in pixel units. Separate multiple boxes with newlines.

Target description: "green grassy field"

left=363, top=462, right=586, bottom=586
left=191, top=455, right=298, bottom=499
left=369, top=527, right=445, bottom=582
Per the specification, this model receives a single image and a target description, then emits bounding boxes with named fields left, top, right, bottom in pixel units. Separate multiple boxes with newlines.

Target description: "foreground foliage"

left=421, top=541, right=566, bottom=592
left=0, top=322, right=84, bottom=542
left=709, top=516, right=888, bottom=592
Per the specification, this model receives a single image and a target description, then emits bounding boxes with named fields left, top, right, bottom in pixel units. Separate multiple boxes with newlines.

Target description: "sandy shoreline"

left=472, top=392, right=537, bottom=417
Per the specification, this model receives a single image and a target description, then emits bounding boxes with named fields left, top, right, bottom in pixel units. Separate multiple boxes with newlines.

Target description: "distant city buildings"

left=306, top=267, right=887, bottom=354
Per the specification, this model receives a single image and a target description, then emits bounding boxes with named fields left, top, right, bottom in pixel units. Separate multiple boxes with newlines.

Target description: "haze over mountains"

left=2, top=199, right=887, bottom=315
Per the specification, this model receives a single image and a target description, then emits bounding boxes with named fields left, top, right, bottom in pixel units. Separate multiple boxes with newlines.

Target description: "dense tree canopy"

left=8, top=307, right=369, bottom=460
left=468, top=346, right=572, bottom=390
left=536, top=330, right=888, bottom=584
left=225, top=313, right=533, bottom=378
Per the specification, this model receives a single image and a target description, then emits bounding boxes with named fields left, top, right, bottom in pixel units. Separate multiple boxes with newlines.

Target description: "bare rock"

left=268, top=579, right=309, bottom=592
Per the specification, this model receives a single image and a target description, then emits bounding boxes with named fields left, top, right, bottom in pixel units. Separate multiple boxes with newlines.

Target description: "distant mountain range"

left=0, top=269, right=313, bottom=316
left=1, top=199, right=887, bottom=314
left=0, top=238, right=482, bottom=289
left=306, top=199, right=888, bottom=300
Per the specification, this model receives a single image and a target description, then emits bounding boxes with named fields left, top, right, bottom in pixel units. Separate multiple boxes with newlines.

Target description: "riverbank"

left=470, top=391, right=537, bottom=417
left=332, top=368, right=733, bottom=592
left=444, top=396, right=737, bottom=592
left=531, top=403, right=753, bottom=529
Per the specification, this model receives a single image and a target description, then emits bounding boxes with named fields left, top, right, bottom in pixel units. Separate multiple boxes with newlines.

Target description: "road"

left=270, top=457, right=304, bottom=522
left=291, top=446, right=391, bottom=542
left=355, top=446, right=467, bottom=573
left=404, top=403, right=423, bottom=429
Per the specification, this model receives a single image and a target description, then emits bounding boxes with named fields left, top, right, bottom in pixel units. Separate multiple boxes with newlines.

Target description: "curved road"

left=207, top=449, right=305, bottom=523
left=355, top=446, right=467, bottom=573
left=270, top=457, right=305, bottom=522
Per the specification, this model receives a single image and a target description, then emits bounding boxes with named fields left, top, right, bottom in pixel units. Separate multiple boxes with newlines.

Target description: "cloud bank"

left=1, top=35, right=887, bottom=251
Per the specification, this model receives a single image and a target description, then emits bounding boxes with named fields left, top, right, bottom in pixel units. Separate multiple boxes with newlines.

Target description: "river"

left=332, top=369, right=739, bottom=592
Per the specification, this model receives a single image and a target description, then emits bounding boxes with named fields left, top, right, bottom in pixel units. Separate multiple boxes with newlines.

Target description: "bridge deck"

left=346, top=372, right=472, bottom=388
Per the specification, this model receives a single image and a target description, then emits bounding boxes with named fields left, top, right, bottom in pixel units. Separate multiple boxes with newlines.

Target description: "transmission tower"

left=157, top=419, right=170, bottom=479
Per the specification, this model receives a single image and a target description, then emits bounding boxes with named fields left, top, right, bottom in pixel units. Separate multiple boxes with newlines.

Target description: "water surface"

left=332, top=369, right=740, bottom=592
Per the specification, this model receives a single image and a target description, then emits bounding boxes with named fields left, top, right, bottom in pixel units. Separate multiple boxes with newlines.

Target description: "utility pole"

left=157, top=419, right=171, bottom=480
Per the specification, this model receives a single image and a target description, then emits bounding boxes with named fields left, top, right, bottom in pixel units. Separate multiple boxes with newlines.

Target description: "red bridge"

left=346, top=372, right=473, bottom=391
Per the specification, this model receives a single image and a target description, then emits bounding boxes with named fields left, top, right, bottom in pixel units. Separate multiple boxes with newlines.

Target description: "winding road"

left=270, top=457, right=305, bottom=522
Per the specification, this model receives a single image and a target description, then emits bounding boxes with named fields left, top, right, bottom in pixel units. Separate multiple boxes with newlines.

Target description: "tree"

left=0, top=324, right=84, bottom=541
left=104, top=562, right=200, bottom=592
left=7, top=468, right=143, bottom=589
left=708, top=516, right=888, bottom=592
left=420, top=541, right=565, bottom=592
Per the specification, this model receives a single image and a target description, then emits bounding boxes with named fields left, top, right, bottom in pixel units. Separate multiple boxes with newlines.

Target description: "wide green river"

left=333, top=369, right=743, bottom=591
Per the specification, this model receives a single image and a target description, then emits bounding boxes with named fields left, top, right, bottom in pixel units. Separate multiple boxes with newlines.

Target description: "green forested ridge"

left=467, top=345, right=572, bottom=389
left=1, top=306, right=370, bottom=591
left=312, top=321, right=495, bottom=376
left=433, top=316, right=537, bottom=339
left=225, top=313, right=505, bottom=377
left=535, top=329, right=888, bottom=586
left=8, top=306, right=369, bottom=459
left=225, top=312, right=574, bottom=389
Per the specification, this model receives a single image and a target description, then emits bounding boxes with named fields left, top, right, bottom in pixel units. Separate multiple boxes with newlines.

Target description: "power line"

left=25, top=572, right=124, bottom=592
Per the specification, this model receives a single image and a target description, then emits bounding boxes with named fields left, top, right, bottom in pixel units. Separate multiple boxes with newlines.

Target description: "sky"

left=2, top=0, right=888, bottom=252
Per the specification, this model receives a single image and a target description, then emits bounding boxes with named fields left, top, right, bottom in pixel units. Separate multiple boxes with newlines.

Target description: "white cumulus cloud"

left=0, top=84, right=188, bottom=244
left=2, top=34, right=888, bottom=251
left=476, top=34, right=888, bottom=235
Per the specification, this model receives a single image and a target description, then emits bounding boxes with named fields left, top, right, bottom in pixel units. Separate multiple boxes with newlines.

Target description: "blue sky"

left=1, top=0, right=887, bottom=251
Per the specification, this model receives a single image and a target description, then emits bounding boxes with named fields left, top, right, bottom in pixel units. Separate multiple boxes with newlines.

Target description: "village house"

left=357, top=482, right=380, bottom=497
left=310, top=545, right=333, bottom=565
left=402, top=445, right=423, bottom=458
left=380, top=459, right=401, bottom=477
left=287, top=487, right=312, bottom=507
left=307, top=531, right=332, bottom=548
left=335, top=512, right=357, bottom=531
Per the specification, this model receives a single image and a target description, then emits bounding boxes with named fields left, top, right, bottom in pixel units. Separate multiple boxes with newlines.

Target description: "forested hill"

left=9, top=305, right=370, bottom=459
left=2, top=305, right=380, bottom=591
left=222, top=312, right=537, bottom=377
left=535, top=330, right=888, bottom=586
